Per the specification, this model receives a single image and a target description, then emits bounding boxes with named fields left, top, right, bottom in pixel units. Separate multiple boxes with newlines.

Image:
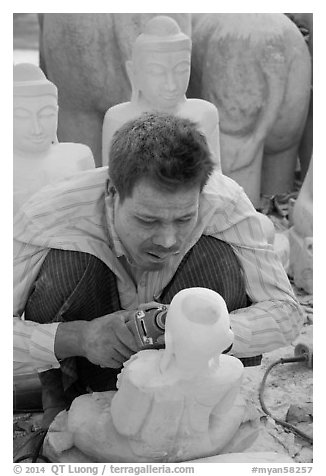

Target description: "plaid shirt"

left=13, top=167, right=304, bottom=372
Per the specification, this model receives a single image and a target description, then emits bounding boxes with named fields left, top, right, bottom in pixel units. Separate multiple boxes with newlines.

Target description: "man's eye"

left=137, top=217, right=156, bottom=225
left=177, top=217, right=192, bottom=224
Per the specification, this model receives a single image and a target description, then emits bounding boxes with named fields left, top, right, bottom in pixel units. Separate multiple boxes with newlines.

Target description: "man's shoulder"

left=14, top=167, right=110, bottom=250
left=200, top=171, right=257, bottom=234
left=19, top=167, right=108, bottom=218
left=203, top=171, right=243, bottom=204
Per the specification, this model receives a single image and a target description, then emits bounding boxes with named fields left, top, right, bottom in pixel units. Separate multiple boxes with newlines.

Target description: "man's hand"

left=137, top=301, right=167, bottom=311
left=80, top=310, right=139, bottom=368
left=54, top=306, right=167, bottom=366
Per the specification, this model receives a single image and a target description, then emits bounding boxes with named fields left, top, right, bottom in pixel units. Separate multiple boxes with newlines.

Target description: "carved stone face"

left=13, top=95, right=58, bottom=155
left=133, top=48, right=191, bottom=112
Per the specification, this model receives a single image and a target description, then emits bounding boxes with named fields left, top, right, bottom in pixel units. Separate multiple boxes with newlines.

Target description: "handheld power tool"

left=128, top=305, right=169, bottom=349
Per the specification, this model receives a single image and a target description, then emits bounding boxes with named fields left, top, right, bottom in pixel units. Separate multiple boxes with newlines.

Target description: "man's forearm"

left=13, top=317, right=89, bottom=368
left=55, top=312, right=139, bottom=369
left=54, top=320, right=89, bottom=360
left=14, top=317, right=61, bottom=372
left=229, top=298, right=304, bottom=357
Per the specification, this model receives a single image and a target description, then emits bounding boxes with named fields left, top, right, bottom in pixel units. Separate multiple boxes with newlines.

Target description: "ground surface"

left=13, top=13, right=313, bottom=463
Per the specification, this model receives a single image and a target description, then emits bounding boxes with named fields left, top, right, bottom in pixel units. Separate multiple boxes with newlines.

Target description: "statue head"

left=13, top=63, right=58, bottom=156
left=126, top=16, right=192, bottom=112
left=162, top=288, right=234, bottom=377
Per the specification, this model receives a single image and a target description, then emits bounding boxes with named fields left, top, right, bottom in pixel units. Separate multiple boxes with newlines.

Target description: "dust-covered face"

left=134, top=48, right=191, bottom=112
left=13, top=95, right=58, bottom=155
left=113, top=179, right=199, bottom=272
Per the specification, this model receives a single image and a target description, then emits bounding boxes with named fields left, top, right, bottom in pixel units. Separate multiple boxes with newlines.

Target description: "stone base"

left=43, top=413, right=292, bottom=463
left=43, top=395, right=292, bottom=463
left=188, top=452, right=293, bottom=463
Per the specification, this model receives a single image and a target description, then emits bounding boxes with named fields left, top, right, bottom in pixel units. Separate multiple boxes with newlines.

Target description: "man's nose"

left=153, top=225, right=177, bottom=249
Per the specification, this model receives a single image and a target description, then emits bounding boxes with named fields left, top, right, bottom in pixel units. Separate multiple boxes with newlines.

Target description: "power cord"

left=14, top=428, right=50, bottom=463
left=259, top=353, right=313, bottom=445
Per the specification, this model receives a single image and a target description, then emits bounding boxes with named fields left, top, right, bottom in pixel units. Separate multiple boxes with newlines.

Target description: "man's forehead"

left=129, top=182, right=199, bottom=214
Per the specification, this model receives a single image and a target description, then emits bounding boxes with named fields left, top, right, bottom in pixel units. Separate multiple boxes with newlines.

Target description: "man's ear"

left=106, top=177, right=114, bottom=193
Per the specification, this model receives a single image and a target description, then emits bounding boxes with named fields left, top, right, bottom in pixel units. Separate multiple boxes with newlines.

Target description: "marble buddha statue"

left=13, top=63, right=95, bottom=215
left=45, top=288, right=245, bottom=463
left=102, top=15, right=222, bottom=171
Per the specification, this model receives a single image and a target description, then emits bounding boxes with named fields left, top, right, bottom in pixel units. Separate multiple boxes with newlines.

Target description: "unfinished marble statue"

left=102, top=16, right=221, bottom=171
left=190, top=13, right=311, bottom=207
left=13, top=63, right=95, bottom=215
left=45, top=288, right=245, bottom=463
left=288, top=159, right=313, bottom=293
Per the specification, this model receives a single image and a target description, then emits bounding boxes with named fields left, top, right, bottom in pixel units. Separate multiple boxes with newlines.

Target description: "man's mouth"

left=147, top=250, right=171, bottom=259
left=146, top=250, right=180, bottom=262
left=147, top=252, right=169, bottom=261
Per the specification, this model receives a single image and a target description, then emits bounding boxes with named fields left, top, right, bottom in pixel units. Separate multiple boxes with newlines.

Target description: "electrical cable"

left=14, top=453, right=51, bottom=464
left=259, top=354, right=313, bottom=445
left=14, top=428, right=50, bottom=463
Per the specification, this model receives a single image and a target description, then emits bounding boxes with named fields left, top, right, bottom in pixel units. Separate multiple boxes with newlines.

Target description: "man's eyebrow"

left=135, top=211, right=196, bottom=220
left=134, top=212, right=159, bottom=220
left=175, top=212, right=197, bottom=220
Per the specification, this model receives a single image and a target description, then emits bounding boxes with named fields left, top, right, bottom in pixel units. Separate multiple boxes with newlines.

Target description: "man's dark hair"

left=108, top=112, right=214, bottom=201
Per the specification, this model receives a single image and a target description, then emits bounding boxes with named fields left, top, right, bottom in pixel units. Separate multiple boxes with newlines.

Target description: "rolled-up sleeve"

left=229, top=238, right=304, bottom=357
left=206, top=187, right=304, bottom=357
left=13, top=237, right=60, bottom=371
left=13, top=317, right=60, bottom=372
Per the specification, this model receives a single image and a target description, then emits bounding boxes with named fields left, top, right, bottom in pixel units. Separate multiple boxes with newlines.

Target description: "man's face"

left=114, top=179, right=200, bottom=271
left=13, top=95, right=58, bottom=155
left=134, top=48, right=191, bottom=112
